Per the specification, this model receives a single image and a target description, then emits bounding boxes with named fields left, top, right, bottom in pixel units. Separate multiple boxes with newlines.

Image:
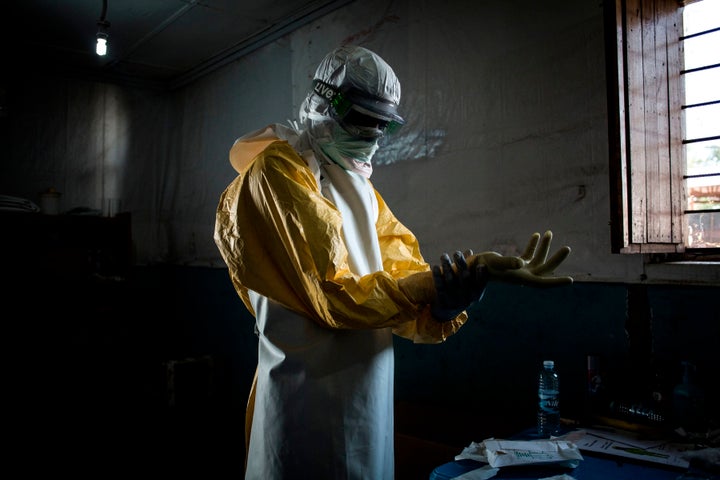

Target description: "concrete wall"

left=4, top=0, right=718, bottom=284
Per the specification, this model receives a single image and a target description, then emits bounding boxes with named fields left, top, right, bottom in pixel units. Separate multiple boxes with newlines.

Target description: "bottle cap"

left=543, top=360, right=554, bottom=368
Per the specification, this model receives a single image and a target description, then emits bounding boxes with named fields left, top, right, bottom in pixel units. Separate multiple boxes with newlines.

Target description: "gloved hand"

left=430, top=250, right=488, bottom=322
left=470, top=230, right=572, bottom=287
left=427, top=231, right=571, bottom=322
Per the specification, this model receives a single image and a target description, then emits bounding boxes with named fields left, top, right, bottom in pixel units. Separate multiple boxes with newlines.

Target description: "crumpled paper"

left=456, top=438, right=583, bottom=469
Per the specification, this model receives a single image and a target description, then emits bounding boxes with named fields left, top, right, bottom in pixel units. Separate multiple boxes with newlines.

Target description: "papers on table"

left=562, top=427, right=690, bottom=469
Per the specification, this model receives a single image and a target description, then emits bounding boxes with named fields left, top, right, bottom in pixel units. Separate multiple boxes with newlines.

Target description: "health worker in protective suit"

left=214, top=45, right=572, bottom=480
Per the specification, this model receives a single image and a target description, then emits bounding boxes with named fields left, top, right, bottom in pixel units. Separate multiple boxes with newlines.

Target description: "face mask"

left=319, top=125, right=380, bottom=166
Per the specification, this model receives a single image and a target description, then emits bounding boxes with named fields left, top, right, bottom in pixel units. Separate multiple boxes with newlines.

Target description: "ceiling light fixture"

left=96, top=0, right=110, bottom=56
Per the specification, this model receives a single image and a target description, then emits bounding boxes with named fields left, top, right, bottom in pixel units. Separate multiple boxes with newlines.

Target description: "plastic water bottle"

left=538, top=360, right=560, bottom=437
left=672, top=361, right=705, bottom=430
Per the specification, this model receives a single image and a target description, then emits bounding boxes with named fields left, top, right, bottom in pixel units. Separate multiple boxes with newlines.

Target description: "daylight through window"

left=607, top=0, right=720, bottom=256
left=682, top=0, right=720, bottom=248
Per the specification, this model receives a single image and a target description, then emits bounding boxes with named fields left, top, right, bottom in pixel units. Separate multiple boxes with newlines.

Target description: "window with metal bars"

left=606, top=0, right=720, bottom=258
left=681, top=1, right=720, bottom=249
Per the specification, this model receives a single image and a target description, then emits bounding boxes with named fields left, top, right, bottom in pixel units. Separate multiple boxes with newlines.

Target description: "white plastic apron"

left=245, top=159, right=395, bottom=479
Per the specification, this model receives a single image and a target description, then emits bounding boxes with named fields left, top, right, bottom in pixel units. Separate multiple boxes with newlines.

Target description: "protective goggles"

left=313, top=79, right=405, bottom=140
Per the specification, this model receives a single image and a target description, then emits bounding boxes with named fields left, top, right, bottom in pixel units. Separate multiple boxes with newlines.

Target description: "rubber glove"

left=470, top=230, right=573, bottom=287
left=430, top=250, right=488, bottom=322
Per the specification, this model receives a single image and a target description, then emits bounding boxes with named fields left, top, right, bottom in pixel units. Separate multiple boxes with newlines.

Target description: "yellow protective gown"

left=214, top=124, right=468, bottom=479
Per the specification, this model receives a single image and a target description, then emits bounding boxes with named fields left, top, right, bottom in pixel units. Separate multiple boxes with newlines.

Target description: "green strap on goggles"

left=312, top=79, right=404, bottom=138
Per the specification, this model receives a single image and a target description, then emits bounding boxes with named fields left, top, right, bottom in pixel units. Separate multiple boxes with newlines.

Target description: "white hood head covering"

left=299, top=45, right=404, bottom=144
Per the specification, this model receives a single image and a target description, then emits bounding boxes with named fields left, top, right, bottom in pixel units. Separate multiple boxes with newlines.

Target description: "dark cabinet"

left=1, top=211, right=132, bottom=278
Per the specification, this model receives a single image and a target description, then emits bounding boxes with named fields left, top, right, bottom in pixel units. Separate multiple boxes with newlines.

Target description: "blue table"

left=430, top=454, right=687, bottom=479
left=429, top=427, right=717, bottom=480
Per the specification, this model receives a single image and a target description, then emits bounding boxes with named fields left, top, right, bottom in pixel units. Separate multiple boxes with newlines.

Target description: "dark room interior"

left=2, top=0, right=719, bottom=479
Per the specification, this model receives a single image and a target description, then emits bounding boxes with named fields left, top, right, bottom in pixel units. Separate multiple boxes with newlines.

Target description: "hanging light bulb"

left=96, top=32, right=108, bottom=56
left=96, top=0, right=110, bottom=57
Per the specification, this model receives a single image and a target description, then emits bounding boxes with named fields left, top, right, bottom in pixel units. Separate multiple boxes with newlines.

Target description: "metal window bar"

left=680, top=25, right=720, bottom=41
left=683, top=135, right=720, bottom=144
left=681, top=62, right=720, bottom=75
left=683, top=99, right=720, bottom=109
left=685, top=172, right=720, bottom=179
left=684, top=169, right=720, bottom=213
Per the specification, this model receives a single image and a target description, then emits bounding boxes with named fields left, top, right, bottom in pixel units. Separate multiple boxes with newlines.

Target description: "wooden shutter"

left=607, top=0, right=686, bottom=253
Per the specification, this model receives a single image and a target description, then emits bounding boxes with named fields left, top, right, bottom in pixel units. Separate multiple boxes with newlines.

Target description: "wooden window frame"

left=606, top=0, right=687, bottom=254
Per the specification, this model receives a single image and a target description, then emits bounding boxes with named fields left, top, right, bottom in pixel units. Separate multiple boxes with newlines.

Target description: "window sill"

left=569, top=259, right=720, bottom=285
left=643, top=260, right=720, bottom=286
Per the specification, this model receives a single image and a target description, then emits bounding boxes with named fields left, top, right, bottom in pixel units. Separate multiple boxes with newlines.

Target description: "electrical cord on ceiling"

left=96, top=0, right=110, bottom=56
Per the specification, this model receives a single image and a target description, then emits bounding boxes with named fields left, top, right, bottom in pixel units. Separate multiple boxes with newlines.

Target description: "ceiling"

left=2, top=0, right=352, bottom=90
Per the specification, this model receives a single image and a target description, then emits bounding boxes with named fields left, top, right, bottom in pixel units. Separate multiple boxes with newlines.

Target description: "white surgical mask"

left=318, top=125, right=379, bottom=178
